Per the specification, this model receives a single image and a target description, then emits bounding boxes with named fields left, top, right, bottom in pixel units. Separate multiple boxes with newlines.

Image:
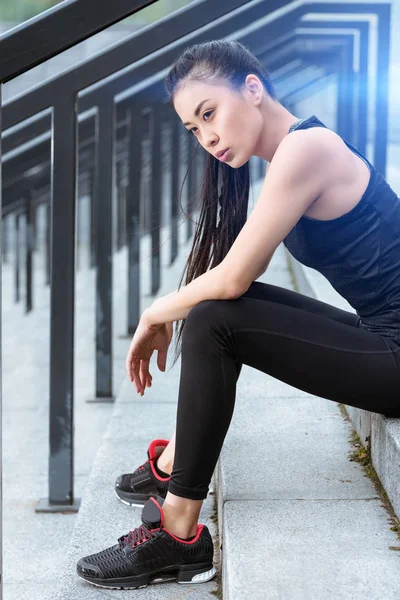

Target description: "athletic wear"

left=284, top=115, right=400, bottom=345
left=115, top=439, right=170, bottom=507
left=77, top=496, right=216, bottom=589
left=165, top=118, right=400, bottom=500
left=167, top=282, right=400, bottom=501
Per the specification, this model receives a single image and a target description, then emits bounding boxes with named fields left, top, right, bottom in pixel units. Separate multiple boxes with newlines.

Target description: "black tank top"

left=283, top=115, right=400, bottom=345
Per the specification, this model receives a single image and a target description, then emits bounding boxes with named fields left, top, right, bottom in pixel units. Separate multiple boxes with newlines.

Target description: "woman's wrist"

left=141, top=307, right=161, bottom=329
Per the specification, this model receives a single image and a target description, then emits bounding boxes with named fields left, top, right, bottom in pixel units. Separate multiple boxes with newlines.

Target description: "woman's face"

left=173, top=76, right=264, bottom=168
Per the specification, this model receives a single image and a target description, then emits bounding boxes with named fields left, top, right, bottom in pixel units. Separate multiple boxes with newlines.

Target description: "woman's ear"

left=244, top=74, right=263, bottom=106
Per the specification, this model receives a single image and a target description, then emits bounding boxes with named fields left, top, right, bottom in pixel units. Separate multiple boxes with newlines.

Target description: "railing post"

left=2, top=214, right=8, bottom=264
left=357, top=23, right=369, bottom=156
left=116, top=145, right=127, bottom=252
left=170, top=108, right=180, bottom=266
left=14, top=212, right=21, bottom=304
left=126, top=101, right=142, bottom=335
left=25, top=189, right=33, bottom=313
left=45, top=201, right=50, bottom=286
left=89, top=164, right=97, bottom=269
left=88, top=96, right=115, bottom=402
left=186, top=133, right=195, bottom=242
left=36, top=95, right=80, bottom=512
left=150, top=103, right=162, bottom=296
left=375, top=4, right=390, bottom=178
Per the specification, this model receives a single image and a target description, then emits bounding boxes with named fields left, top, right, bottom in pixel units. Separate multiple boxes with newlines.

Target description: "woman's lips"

left=218, top=148, right=230, bottom=162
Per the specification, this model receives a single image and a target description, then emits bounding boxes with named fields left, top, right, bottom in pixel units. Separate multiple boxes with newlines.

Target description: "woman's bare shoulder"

left=283, top=125, right=347, bottom=153
left=275, top=126, right=357, bottom=184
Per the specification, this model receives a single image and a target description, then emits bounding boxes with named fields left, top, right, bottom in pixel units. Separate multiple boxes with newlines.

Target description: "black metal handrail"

left=0, top=0, right=159, bottom=83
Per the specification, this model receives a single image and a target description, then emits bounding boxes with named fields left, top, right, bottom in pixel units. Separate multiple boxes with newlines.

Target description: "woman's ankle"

left=156, top=456, right=172, bottom=476
left=162, top=500, right=199, bottom=539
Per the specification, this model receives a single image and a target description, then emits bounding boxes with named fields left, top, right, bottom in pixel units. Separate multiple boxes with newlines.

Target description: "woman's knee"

left=183, top=299, right=234, bottom=339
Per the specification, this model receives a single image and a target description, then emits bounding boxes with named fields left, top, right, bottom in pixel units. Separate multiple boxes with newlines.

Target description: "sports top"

left=283, top=115, right=400, bottom=345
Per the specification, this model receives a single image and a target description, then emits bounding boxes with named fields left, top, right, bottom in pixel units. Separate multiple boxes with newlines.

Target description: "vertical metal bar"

left=90, top=165, right=96, bottom=269
left=334, top=40, right=355, bottom=145
left=346, top=41, right=356, bottom=146
left=32, top=201, right=38, bottom=253
left=336, top=47, right=347, bottom=140
left=25, top=190, right=33, bottom=313
left=14, top=212, right=20, bottom=304
left=38, top=94, right=79, bottom=511
left=46, top=201, right=50, bottom=286
left=44, top=199, right=51, bottom=285
left=120, top=186, right=127, bottom=251
left=94, top=97, right=114, bottom=400
left=150, top=104, right=162, bottom=296
left=186, top=134, right=194, bottom=241
left=116, top=159, right=124, bottom=251
left=76, top=194, right=81, bottom=272
left=179, top=129, right=188, bottom=245
left=2, top=213, right=7, bottom=263
left=374, top=5, right=391, bottom=178
left=127, top=102, right=142, bottom=335
left=142, top=111, right=151, bottom=236
left=357, top=24, right=369, bottom=156
left=89, top=113, right=99, bottom=270
left=170, top=108, right=179, bottom=265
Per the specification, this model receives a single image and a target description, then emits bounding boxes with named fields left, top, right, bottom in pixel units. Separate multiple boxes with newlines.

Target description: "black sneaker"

left=76, top=496, right=216, bottom=590
left=115, top=439, right=170, bottom=507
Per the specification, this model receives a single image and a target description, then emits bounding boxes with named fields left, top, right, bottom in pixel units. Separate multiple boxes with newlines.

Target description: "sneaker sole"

left=114, top=488, right=158, bottom=508
left=77, top=564, right=217, bottom=589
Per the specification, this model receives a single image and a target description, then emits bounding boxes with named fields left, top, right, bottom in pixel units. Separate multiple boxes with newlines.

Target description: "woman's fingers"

left=139, top=359, right=150, bottom=393
left=126, top=353, right=152, bottom=395
left=131, top=356, right=142, bottom=392
left=125, top=348, right=134, bottom=382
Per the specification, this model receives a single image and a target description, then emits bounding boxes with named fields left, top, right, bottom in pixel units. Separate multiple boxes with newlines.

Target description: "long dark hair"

left=163, top=39, right=276, bottom=369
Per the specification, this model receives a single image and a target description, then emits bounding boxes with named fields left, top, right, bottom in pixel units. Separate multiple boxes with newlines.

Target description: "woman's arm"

left=142, top=264, right=238, bottom=327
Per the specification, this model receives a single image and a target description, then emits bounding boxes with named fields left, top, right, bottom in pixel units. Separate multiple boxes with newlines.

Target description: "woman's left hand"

left=125, top=311, right=169, bottom=396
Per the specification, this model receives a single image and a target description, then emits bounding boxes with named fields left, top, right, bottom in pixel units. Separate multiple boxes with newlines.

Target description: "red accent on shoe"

left=149, top=497, right=165, bottom=528
left=149, top=459, right=170, bottom=482
left=163, top=524, right=205, bottom=544
left=147, top=439, right=169, bottom=461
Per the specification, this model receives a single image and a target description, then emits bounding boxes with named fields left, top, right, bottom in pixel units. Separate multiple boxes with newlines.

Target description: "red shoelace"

left=118, top=523, right=155, bottom=549
left=137, top=460, right=150, bottom=472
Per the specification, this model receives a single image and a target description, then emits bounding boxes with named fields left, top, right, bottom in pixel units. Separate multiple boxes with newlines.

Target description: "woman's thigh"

left=242, top=281, right=360, bottom=328
left=192, top=295, right=400, bottom=416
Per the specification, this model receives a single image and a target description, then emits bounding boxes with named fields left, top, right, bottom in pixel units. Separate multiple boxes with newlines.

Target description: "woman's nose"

left=206, top=134, right=218, bottom=149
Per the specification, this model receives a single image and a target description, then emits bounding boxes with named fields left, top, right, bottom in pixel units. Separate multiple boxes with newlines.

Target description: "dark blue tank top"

left=283, top=115, right=400, bottom=345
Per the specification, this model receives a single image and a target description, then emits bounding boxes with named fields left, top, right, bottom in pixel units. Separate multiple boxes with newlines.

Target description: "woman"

left=77, top=39, right=400, bottom=589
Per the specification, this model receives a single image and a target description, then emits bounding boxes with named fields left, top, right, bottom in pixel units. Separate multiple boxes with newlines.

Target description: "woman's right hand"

left=142, top=321, right=174, bottom=389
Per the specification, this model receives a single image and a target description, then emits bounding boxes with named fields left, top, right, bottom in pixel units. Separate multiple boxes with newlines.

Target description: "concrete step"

left=216, top=243, right=400, bottom=600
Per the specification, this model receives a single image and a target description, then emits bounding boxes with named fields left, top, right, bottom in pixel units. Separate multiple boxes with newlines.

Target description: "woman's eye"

left=189, top=110, right=213, bottom=135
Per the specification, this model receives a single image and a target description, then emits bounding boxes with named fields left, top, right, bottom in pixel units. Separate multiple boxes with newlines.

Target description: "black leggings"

left=168, top=281, right=400, bottom=500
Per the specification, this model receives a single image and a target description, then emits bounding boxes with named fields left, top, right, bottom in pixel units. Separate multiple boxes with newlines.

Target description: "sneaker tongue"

left=141, top=496, right=165, bottom=529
